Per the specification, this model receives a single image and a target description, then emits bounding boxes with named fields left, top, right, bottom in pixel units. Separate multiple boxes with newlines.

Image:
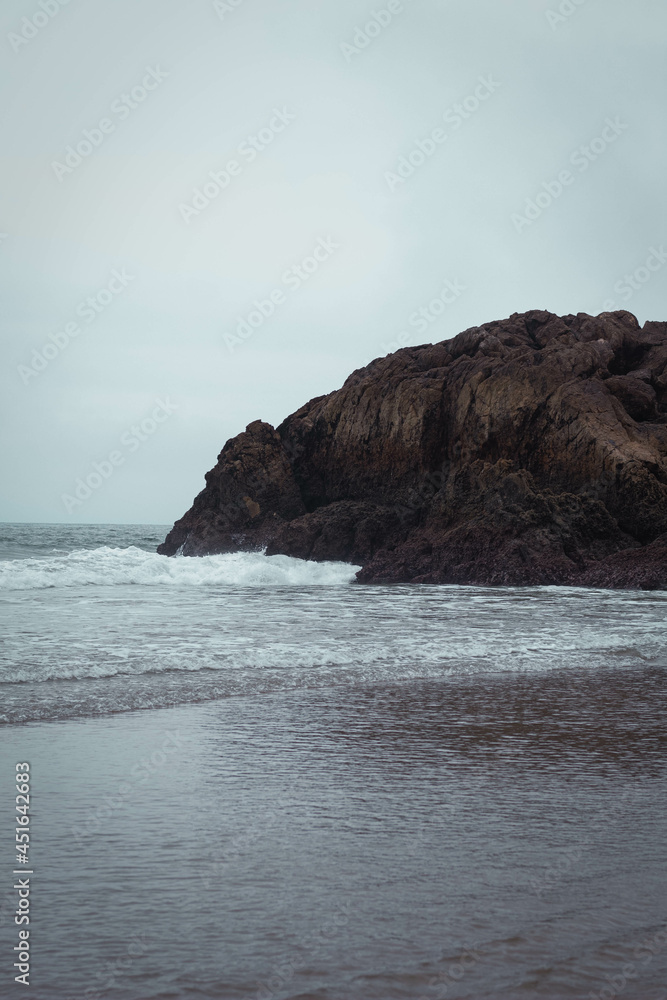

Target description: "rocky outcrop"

left=158, top=310, right=667, bottom=589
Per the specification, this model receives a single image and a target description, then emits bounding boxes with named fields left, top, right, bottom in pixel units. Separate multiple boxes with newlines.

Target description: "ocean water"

left=0, top=523, right=666, bottom=999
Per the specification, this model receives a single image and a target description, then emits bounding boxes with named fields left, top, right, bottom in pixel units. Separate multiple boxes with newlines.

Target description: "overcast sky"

left=1, top=0, right=665, bottom=524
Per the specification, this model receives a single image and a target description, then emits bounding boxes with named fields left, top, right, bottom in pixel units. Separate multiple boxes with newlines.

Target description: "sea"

left=0, top=522, right=665, bottom=1000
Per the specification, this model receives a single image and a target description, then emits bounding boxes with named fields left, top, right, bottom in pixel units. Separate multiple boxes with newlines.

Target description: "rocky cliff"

left=158, top=310, right=667, bottom=588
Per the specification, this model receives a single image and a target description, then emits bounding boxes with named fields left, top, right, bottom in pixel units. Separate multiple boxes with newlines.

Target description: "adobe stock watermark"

left=213, top=0, right=246, bottom=18
left=546, top=0, right=590, bottom=31
left=587, top=925, right=667, bottom=1000
left=380, top=277, right=467, bottom=355
left=395, top=469, right=447, bottom=525
left=340, top=0, right=412, bottom=63
left=61, top=397, right=178, bottom=515
left=511, top=116, right=628, bottom=233
left=601, top=245, right=667, bottom=312
left=404, top=804, right=458, bottom=859
left=223, top=236, right=339, bottom=352
left=385, top=75, right=501, bottom=192
left=254, top=902, right=350, bottom=1000
left=51, top=66, right=168, bottom=181
left=72, top=731, right=184, bottom=844
left=198, top=813, right=280, bottom=891
left=179, top=107, right=296, bottom=223
left=529, top=783, right=644, bottom=899
left=78, top=933, right=151, bottom=1000
left=417, top=943, right=485, bottom=1000
left=8, top=0, right=74, bottom=54
left=190, top=783, right=362, bottom=904
left=193, top=791, right=306, bottom=898
left=17, top=268, right=135, bottom=385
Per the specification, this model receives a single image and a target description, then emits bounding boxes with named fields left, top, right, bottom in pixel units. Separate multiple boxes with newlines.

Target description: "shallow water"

left=0, top=524, right=665, bottom=999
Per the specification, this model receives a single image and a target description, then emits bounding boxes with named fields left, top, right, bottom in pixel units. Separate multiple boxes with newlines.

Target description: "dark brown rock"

left=604, top=374, right=658, bottom=421
left=158, top=310, right=667, bottom=589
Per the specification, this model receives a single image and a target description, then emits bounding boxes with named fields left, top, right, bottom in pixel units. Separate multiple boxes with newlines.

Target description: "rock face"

left=158, top=310, right=667, bottom=589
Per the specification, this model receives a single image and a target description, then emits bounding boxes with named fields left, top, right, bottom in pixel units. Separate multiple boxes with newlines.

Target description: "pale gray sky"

left=1, top=0, right=665, bottom=523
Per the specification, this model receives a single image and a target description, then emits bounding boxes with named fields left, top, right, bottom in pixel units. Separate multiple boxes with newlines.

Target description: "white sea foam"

left=0, top=546, right=360, bottom=591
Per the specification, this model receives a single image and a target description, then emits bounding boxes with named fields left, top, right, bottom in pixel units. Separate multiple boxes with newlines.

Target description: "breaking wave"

left=0, top=546, right=360, bottom=591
